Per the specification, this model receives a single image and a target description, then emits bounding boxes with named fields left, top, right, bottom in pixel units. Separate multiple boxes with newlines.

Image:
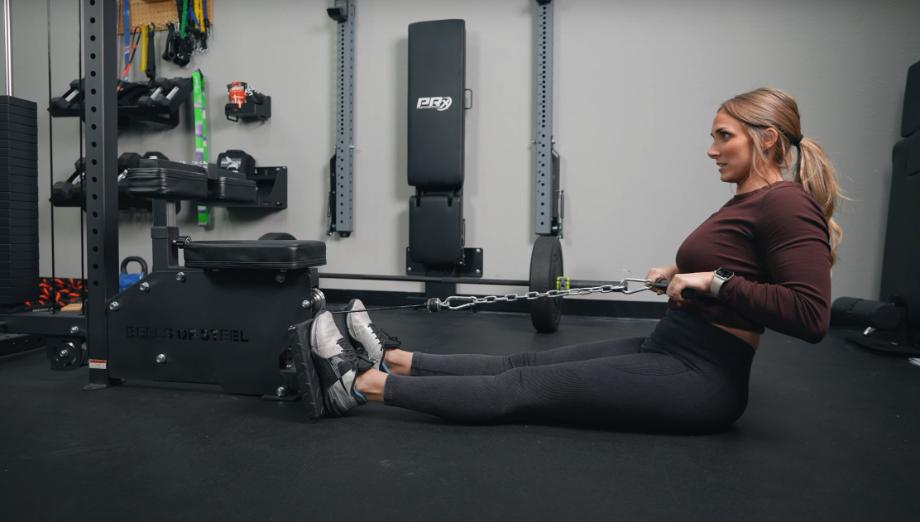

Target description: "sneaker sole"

left=288, top=319, right=325, bottom=419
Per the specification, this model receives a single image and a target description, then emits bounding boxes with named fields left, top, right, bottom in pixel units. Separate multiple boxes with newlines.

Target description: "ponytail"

left=794, top=138, right=843, bottom=265
left=720, top=88, right=843, bottom=265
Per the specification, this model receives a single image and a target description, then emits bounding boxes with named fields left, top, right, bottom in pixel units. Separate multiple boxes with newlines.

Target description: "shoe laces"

left=336, top=338, right=356, bottom=363
left=339, top=336, right=374, bottom=370
left=368, top=323, right=401, bottom=349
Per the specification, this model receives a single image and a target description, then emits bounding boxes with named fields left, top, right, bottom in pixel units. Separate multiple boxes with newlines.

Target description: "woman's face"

left=708, top=110, right=753, bottom=184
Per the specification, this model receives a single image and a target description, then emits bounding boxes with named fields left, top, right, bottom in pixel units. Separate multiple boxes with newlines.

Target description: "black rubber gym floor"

left=1, top=310, right=918, bottom=521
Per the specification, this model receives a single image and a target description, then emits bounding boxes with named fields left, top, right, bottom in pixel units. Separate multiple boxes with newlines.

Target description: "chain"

left=431, top=283, right=629, bottom=312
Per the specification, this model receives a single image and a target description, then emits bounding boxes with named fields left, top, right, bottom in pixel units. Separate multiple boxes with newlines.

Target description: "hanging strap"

left=178, top=0, right=189, bottom=37
left=138, top=24, right=148, bottom=76
left=145, top=23, right=156, bottom=80
left=117, top=27, right=142, bottom=83
left=195, top=0, right=204, bottom=32
left=162, top=22, right=176, bottom=61
left=121, top=0, right=132, bottom=81
left=192, top=70, right=211, bottom=227
left=200, top=0, right=210, bottom=49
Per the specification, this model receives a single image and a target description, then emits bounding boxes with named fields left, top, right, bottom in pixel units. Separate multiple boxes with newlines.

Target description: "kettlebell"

left=119, top=256, right=149, bottom=292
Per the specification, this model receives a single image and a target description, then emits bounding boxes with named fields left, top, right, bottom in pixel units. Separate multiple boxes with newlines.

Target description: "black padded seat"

left=183, top=239, right=326, bottom=270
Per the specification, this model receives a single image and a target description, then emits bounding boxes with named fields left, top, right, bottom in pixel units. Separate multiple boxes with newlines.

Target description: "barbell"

left=317, top=234, right=690, bottom=333
left=526, top=236, right=682, bottom=332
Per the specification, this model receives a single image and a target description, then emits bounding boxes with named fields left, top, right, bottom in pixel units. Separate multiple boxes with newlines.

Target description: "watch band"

left=710, top=269, right=733, bottom=297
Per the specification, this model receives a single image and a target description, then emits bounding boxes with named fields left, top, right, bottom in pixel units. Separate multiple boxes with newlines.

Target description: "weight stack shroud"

left=0, top=96, right=38, bottom=306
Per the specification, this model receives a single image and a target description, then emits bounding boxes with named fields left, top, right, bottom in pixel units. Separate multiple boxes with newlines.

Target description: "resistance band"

left=195, top=0, right=204, bottom=32
left=122, top=0, right=131, bottom=80
left=144, top=23, right=156, bottom=80
left=138, top=24, right=148, bottom=75
left=192, top=70, right=211, bottom=227
left=117, top=27, right=141, bottom=85
left=178, top=0, right=189, bottom=37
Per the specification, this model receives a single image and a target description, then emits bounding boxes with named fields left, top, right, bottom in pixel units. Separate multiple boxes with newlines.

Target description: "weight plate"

left=46, top=338, right=85, bottom=371
left=529, top=236, right=563, bottom=333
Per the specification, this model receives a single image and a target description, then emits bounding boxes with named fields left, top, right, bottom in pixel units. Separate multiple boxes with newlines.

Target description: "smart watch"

left=710, top=268, right=735, bottom=297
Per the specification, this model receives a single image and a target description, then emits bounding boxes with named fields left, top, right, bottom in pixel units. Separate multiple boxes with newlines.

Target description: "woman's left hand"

left=666, top=272, right=714, bottom=305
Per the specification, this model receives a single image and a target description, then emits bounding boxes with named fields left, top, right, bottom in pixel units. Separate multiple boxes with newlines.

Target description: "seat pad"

left=183, top=239, right=326, bottom=269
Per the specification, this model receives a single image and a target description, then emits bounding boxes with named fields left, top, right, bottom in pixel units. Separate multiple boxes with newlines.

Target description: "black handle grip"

left=120, top=256, right=148, bottom=275
left=145, top=24, right=156, bottom=80
left=653, top=279, right=698, bottom=299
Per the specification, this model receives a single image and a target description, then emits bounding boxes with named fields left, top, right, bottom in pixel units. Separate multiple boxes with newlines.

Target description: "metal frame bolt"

left=275, top=386, right=287, bottom=398
left=69, top=326, right=80, bottom=335
left=155, top=354, right=167, bottom=364
left=301, top=299, right=311, bottom=309
left=108, top=301, right=120, bottom=312
left=176, top=272, right=186, bottom=282
left=139, top=281, right=150, bottom=292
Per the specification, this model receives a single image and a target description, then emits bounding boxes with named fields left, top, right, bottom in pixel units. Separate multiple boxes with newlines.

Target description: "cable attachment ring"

left=620, top=277, right=661, bottom=294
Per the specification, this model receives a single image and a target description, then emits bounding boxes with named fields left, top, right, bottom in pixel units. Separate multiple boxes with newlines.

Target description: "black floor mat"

left=0, top=310, right=918, bottom=521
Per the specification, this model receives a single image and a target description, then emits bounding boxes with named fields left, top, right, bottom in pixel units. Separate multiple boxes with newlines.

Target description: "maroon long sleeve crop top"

left=673, top=181, right=832, bottom=343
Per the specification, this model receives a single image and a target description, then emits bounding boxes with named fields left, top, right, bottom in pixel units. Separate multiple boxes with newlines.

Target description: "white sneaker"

left=345, top=299, right=400, bottom=372
left=309, top=311, right=367, bottom=416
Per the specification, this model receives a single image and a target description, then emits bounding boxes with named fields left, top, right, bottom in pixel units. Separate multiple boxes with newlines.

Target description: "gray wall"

left=9, top=0, right=920, bottom=302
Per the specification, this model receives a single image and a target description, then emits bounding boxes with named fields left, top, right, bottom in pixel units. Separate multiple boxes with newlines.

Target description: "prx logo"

left=416, top=96, right=453, bottom=111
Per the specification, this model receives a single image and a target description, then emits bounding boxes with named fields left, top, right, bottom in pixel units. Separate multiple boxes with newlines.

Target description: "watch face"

left=716, top=268, right=734, bottom=279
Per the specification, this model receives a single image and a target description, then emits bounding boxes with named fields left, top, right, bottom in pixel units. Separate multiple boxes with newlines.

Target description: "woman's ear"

left=763, top=127, right=779, bottom=151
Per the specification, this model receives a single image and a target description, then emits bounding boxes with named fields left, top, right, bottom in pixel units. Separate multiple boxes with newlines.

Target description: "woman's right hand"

left=646, top=264, right=679, bottom=294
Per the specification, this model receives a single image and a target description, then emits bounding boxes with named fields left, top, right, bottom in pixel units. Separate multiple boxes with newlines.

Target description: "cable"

left=46, top=0, right=57, bottom=312
left=330, top=304, right=429, bottom=315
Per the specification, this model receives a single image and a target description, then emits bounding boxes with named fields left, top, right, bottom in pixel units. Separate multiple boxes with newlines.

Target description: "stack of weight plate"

left=0, top=95, right=38, bottom=306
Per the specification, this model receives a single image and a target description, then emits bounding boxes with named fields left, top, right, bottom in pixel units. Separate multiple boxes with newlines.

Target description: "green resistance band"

left=179, top=0, right=189, bottom=38
left=192, top=69, right=210, bottom=227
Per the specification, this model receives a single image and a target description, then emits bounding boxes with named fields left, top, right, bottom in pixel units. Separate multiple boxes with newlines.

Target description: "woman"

left=305, top=87, right=843, bottom=432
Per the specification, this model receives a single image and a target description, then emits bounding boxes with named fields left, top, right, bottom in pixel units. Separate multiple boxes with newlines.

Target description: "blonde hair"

left=720, top=88, right=843, bottom=264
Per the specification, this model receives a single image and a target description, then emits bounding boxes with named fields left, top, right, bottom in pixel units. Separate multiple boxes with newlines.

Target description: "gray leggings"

left=383, top=309, right=755, bottom=433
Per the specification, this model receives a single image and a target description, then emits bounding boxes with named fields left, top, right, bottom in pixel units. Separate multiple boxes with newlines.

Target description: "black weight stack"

left=0, top=95, right=38, bottom=306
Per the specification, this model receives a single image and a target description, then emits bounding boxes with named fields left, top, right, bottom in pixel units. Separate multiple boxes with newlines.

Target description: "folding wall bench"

left=405, top=20, right=481, bottom=296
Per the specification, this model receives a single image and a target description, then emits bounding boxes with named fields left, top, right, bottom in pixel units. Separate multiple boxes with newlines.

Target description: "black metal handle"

left=120, top=256, right=148, bottom=275
left=654, top=279, right=697, bottom=299
left=326, top=0, right=349, bottom=23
